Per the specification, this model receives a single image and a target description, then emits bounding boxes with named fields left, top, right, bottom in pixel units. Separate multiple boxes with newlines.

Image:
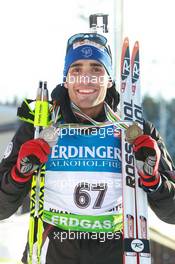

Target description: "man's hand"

left=11, top=138, right=50, bottom=183
left=133, top=135, right=161, bottom=191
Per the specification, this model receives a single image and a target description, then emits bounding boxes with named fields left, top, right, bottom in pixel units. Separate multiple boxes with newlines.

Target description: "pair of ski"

left=120, top=38, right=151, bottom=264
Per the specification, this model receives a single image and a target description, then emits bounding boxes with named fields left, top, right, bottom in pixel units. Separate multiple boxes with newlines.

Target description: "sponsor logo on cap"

left=81, top=47, right=93, bottom=58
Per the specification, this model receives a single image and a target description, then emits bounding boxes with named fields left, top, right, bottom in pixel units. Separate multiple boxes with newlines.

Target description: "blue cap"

left=63, top=43, right=113, bottom=81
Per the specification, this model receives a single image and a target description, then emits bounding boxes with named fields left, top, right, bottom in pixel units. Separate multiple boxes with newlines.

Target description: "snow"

left=0, top=214, right=29, bottom=263
left=148, top=207, right=175, bottom=242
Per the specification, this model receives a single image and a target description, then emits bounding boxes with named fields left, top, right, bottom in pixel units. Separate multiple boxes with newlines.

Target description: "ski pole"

left=28, top=81, right=49, bottom=264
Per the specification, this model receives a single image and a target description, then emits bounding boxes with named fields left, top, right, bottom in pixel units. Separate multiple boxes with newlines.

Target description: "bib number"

left=74, top=182, right=108, bottom=209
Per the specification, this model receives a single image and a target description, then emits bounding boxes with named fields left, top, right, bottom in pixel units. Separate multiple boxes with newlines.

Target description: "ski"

left=120, top=37, right=137, bottom=264
left=131, top=41, right=151, bottom=263
left=120, top=38, right=151, bottom=263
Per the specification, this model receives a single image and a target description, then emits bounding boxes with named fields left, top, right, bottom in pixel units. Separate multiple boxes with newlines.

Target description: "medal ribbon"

left=70, top=101, right=128, bottom=129
left=41, top=102, right=130, bottom=144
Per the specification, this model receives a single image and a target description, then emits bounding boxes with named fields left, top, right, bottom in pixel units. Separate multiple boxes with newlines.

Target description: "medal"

left=39, top=126, right=59, bottom=147
left=125, top=122, right=143, bottom=144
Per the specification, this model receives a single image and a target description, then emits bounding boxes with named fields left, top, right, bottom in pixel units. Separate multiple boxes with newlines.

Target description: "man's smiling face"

left=64, top=60, right=112, bottom=110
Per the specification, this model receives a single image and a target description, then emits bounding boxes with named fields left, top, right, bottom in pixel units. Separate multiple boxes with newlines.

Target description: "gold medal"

left=125, top=122, right=143, bottom=144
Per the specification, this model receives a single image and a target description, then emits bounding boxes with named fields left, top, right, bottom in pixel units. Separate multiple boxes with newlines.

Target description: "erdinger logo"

left=51, top=146, right=121, bottom=160
left=81, top=47, right=92, bottom=58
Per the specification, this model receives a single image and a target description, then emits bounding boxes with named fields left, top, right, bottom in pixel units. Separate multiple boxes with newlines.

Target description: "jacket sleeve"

left=0, top=122, right=34, bottom=220
left=143, top=120, right=175, bottom=224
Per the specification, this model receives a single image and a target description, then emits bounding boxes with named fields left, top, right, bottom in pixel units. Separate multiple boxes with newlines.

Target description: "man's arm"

left=143, top=120, right=175, bottom=224
left=0, top=122, right=34, bottom=220
left=148, top=174, right=175, bottom=224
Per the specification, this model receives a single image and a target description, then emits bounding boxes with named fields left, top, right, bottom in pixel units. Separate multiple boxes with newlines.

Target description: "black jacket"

left=0, top=84, right=175, bottom=224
